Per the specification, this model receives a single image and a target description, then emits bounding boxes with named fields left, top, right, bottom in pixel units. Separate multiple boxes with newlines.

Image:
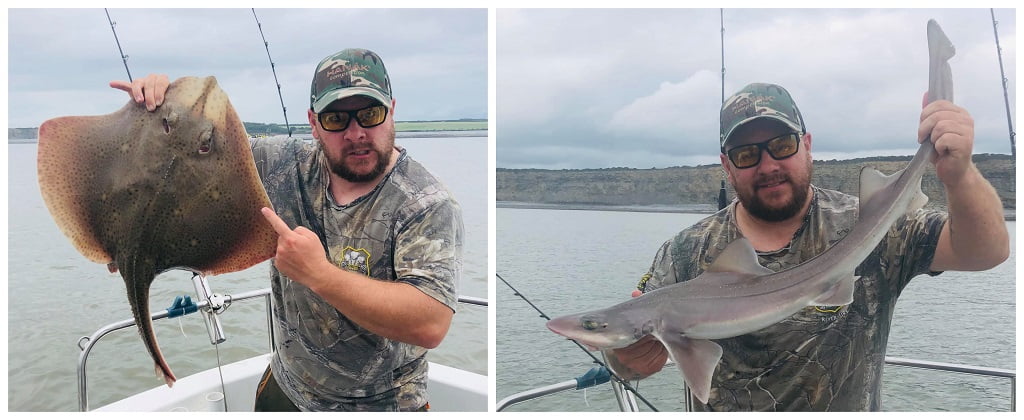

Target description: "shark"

left=546, top=19, right=955, bottom=405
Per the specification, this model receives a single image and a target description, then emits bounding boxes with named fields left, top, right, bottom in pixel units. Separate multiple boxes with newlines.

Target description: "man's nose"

left=341, top=121, right=368, bottom=141
left=757, top=148, right=782, bottom=171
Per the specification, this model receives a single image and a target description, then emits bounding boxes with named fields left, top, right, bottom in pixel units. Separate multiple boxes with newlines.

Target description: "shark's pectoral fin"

left=656, top=334, right=723, bottom=405
left=809, top=275, right=859, bottom=306
left=707, top=237, right=774, bottom=275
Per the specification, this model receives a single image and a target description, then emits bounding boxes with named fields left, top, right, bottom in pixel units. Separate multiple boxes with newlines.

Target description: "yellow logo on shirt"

left=338, top=246, right=371, bottom=276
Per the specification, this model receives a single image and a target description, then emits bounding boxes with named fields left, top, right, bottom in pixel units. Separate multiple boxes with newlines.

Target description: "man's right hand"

left=605, top=289, right=669, bottom=379
left=608, top=335, right=669, bottom=379
left=110, top=74, right=169, bottom=111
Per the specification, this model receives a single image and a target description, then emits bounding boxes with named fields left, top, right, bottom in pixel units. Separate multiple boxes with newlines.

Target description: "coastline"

left=498, top=201, right=1016, bottom=221
left=9, top=129, right=489, bottom=144
left=497, top=201, right=719, bottom=214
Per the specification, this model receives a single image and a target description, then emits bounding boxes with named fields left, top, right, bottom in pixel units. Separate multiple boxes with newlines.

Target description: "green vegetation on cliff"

left=497, top=154, right=1015, bottom=210
left=9, top=119, right=488, bottom=141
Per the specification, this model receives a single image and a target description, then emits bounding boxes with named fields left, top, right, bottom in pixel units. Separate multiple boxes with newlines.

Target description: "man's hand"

left=110, top=74, right=169, bottom=111
left=609, top=335, right=669, bottom=379
left=260, top=207, right=332, bottom=290
left=918, top=97, right=975, bottom=188
left=606, top=289, right=668, bottom=379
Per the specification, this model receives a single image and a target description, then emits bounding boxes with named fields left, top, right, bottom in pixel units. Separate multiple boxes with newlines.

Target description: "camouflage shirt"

left=250, top=138, right=463, bottom=411
left=639, top=186, right=946, bottom=411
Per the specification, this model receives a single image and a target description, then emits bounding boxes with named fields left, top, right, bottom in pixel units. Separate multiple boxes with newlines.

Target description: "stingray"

left=37, top=76, right=277, bottom=386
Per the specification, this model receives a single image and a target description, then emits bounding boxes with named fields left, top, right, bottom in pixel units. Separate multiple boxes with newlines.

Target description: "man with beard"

left=113, top=48, right=462, bottom=411
left=606, top=83, right=1007, bottom=411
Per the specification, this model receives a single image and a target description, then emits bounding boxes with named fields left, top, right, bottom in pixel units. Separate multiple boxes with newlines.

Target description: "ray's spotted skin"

left=37, top=76, right=277, bottom=386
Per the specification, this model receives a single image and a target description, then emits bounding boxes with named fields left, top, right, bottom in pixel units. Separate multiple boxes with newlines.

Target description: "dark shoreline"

left=498, top=201, right=1016, bottom=221
left=8, top=129, right=489, bottom=144
left=497, top=201, right=719, bottom=214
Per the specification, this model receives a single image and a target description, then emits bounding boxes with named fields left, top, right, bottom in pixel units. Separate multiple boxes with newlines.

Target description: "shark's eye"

left=582, top=320, right=605, bottom=331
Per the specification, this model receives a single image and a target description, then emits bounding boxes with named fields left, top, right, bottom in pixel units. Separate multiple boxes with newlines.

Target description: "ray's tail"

left=121, top=260, right=176, bottom=387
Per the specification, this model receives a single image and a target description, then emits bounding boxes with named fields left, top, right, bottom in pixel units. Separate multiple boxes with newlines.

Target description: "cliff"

left=497, top=154, right=1015, bottom=210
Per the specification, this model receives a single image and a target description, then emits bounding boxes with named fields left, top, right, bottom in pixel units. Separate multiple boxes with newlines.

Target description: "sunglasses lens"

left=318, top=105, right=387, bottom=132
left=767, top=134, right=799, bottom=159
left=729, top=145, right=761, bottom=168
left=319, top=112, right=351, bottom=131
left=356, top=105, right=387, bottom=128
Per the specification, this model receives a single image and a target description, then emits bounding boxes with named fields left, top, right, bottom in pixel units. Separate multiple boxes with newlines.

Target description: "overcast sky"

left=497, top=8, right=1017, bottom=169
left=7, top=8, right=487, bottom=128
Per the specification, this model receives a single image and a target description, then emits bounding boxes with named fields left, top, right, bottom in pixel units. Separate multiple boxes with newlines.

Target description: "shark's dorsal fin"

left=909, top=176, right=929, bottom=213
left=707, top=237, right=774, bottom=275
left=808, top=275, right=859, bottom=306
left=859, top=166, right=928, bottom=214
left=859, top=166, right=896, bottom=208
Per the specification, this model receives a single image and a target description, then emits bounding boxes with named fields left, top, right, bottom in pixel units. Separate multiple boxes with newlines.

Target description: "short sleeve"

left=639, top=239, right=679, bottom=293
left=394, top=199, right=463, bottom=311
left=875, top=208, right=947, bottom=295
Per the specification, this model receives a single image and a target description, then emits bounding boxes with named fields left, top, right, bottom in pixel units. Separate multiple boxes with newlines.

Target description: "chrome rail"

left=76, top=291, right=487, bottom=411
left=497, top=379, right=579, bottom=411
left=497, top=365, right=613, bottom=411
left=503, top=356, right=1017, bottom=412
left=76, top=288, right=273, bottom=411
left=885, top=356, right=1015, bottom=411
left=458, top=295, right=488, bottom=307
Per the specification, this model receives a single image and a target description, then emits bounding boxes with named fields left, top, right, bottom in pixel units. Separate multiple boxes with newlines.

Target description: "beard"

left=321, top=126, right=396, bottom=183
left=734, top=156, right=813, bottom=222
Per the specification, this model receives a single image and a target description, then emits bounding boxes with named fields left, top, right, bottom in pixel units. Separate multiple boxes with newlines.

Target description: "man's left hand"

left=261, top=207, right=332, bottom=289
left=918, top=98, right=975, bottom=188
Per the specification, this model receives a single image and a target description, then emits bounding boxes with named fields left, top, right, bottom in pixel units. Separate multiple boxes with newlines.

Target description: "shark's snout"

left=545, top=317, right=575, bottom=336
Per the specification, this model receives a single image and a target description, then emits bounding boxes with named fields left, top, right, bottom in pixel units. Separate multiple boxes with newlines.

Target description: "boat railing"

left=76, top=285, right=487, bottom=412
left=884, top=356, right=1015, bottom=411
left=498, top=356, right=1016, bottom=412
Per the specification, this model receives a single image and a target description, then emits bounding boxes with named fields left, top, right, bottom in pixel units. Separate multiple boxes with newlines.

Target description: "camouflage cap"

left=310, top=48, right=393, bottom=113
left=720, top=83, right=805, bottom=152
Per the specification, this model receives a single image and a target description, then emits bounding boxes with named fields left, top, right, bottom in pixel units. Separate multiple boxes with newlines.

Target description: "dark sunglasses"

left=725, top=132, right=801, bottom=169
left=317, top=104, right=388, bottom=132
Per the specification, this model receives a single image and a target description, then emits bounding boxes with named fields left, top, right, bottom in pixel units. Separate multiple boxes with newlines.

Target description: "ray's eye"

left=162, top=111, right=178, bottom=135
left=198, top=129, right=213, bottom=155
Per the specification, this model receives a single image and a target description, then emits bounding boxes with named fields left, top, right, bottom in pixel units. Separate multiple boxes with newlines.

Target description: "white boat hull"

left=95, top=354, right=488, bottom=412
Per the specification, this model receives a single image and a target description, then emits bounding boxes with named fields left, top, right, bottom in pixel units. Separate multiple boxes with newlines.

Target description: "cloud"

left=604, top=69, right=721, bottom=152
left=497, top=8, right=1016, bottom=169
left=7, top=8, right=487, bottom=127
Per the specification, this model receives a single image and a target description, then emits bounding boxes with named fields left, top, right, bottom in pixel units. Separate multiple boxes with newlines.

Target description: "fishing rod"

left=720, top=8, right=726, bottom=106
left=718, top=8, right=729, bottom=211
left=251, top=9, right=293, bottom=137
left=989, top=9, right=1016, bottom=160
left=496, top=273, right=660, bottom=412
left=104, top=9, right=132, bottom=82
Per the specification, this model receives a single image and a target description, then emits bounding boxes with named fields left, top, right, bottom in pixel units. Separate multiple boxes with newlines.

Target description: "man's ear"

left=720, top=153, right=735, bottom=185
left=307, top=108, right=319, bottom=139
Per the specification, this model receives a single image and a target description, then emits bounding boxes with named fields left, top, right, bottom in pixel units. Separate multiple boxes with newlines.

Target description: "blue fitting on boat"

left=166, top=295, right=197, bottom=319
left=574, top=366, right=611, bottom=390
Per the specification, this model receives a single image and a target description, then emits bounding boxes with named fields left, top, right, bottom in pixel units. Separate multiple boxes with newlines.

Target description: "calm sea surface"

left=7, top=134, right=488, bottom=411
left=496, top=207, right=1016, bottom=412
